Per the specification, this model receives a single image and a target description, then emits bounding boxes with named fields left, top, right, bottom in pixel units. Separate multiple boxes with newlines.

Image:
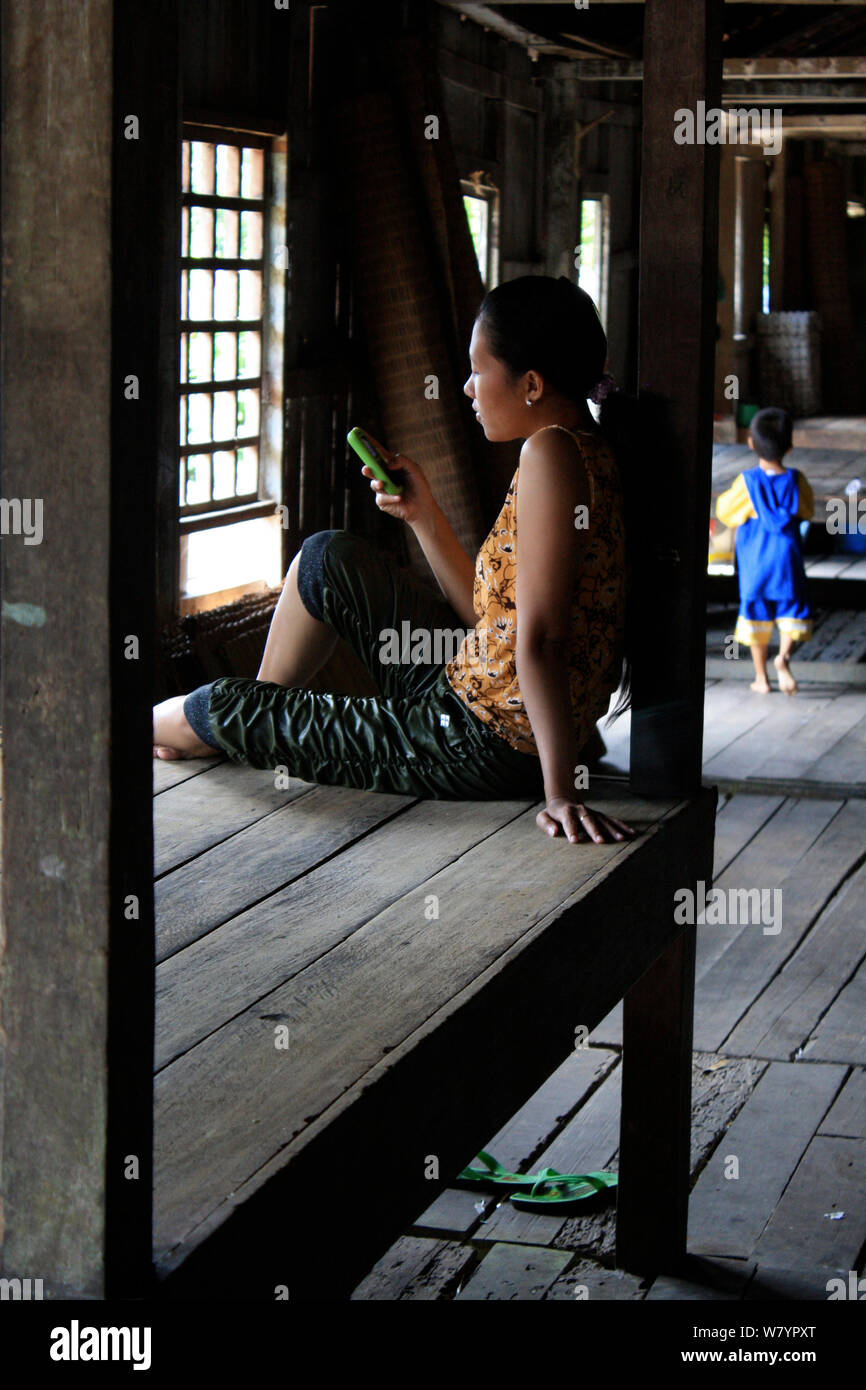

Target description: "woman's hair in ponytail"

left=596, top=389, right=650, bottom=722
left=476, top=274, right=641, bottom=722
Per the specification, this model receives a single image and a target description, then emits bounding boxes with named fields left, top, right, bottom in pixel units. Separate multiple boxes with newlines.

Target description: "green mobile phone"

left=347, top=427, right=404, bottom=497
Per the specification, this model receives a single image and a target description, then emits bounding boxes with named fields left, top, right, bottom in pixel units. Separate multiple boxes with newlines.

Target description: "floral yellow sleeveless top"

left=444, top=424, right=626, bottom=756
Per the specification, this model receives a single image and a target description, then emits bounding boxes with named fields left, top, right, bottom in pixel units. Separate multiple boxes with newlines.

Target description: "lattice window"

left=179, top=131, right=268, bottom=515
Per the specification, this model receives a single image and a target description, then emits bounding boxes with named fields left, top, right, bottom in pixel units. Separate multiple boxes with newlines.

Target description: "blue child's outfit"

left=716, top=464, right=814, bottom=647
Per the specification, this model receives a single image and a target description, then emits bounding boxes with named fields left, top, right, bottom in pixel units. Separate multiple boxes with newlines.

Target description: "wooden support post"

left=768, top=142, right=787, bottom=314
left=617, top=928, right=697, bottom=1272
left=629, top=0, right=723, bottom=797
left=109, top=0, right=180, bottom=1295
left=714, top=144, right=737, bottom=416
left=0, top=0, right=155, bottom=1297
left=284, top=2, right=344, bottom=564
left=733, top=151, right=767, bottom=404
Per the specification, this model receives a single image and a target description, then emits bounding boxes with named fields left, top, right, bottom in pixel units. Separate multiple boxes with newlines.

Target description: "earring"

left=526, top=398, right=534, bottom=407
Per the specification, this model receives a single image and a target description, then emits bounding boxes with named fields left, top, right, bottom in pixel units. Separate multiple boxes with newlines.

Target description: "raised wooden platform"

left=152, top=758, right=715, bottom=1298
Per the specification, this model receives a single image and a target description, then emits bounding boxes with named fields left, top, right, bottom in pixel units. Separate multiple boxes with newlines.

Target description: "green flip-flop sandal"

left=509, top=1171, right=618, bottom=1212
left=458, top=1150, right=615, bottom=1197
left=457, top=1149, right=556, bottom=1189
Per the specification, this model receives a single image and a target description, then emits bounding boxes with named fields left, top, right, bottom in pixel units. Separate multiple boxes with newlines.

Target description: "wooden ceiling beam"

left=474, top=1, right=866, bottom=5
left=437, top=6, right=866, bottom=74
left=560, top=56, right=866, bottom=80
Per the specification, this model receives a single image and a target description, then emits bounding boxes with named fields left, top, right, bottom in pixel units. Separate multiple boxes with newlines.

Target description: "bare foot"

left=750, top=679, right=772, bottom=694
left=774, top=654, right=797, bottom=695
left=152, top=695, right=215, bottom=759
left=153, top=744, right=187, bottom=761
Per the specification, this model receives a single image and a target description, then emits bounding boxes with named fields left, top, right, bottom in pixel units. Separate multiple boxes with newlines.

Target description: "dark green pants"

left=185, top=529, right=545, bottom=800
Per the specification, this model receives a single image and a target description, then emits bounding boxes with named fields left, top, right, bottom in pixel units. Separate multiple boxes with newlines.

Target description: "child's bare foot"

left=750, top=678, right=772, bottom=694
left=774, top=654, right=797, bottom=695
left=153, top=695, right=214, bottom=760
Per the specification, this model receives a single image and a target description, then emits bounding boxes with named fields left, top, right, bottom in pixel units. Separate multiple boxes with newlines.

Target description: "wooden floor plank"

left=744, top=1264, right=845, bottom=1300
left=703, top=696, right=833, bottom=782
left=155, top=762, right=312, bottom=876
left=156, top=783, right=416, bottom=960
left=412, top=1045, right=618, bottom=1233
left=397, top=1242, right=477, bottom=1300
left=801, top=710, right=866, bottom=786
left=814, top=612, right=866, bottom=663
left=805, top=558, right=858, bottom=580
left=818, top=1067, right=866, bottom=1138
left=695, top=797, right=842, bottom=984
left=153, top=791, right=676, bottom=1256
left=711, top=794, right=784, bottom=879
left=750, top=1135, right=866, bottom=1275
left=799, top=609, right=856, bottom=659
left=484, top=1045, right=619, bottom=1172
left=545, top=1259, right=646, bottom=1300
left=645, top=1257, right=754, bottom=1301
left=455, top=1243, right=572, bottom=1300
left=476, top=1065, right=622, bottom=1247
left=349, top=1235, right=464, bottom=1301
left=747, top=692, right=866, bottom=782
left=153, top=754, right=224, bottom=793
left=696, top=801, right=866, bottom=1053
left=687, top=1061, right=846, bottom=1260
left=155, top=797, right=533, bottom=1065
left=588, top=1000, right=620, bottom=1047
left=701, top=696, right=778, bottom=767
left=410, top=1187, right=495, bottom=1238
left=725, top=856, right=866, bottom=1059
left=599, top=679, right=865, bottom=786
left=801, top=958, right=866, bottom=1065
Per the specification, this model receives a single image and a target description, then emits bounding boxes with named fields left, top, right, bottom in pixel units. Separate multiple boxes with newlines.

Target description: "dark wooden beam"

left=468, top=0, right=866, bottom=5
left=153, top=12, right=182, bottom=637
left=283, top=2, right=345, bottom=563
left=0, top=0, right=154, bottom=1298
left=618, top=929, right=699, bottom=1272
left=109, top=0, right=181, bottom=1294
left=629, top=0, right=723, bottom=796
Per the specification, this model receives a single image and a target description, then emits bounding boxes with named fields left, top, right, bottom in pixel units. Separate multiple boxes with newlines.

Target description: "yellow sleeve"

left=796, top=472, right=814, bottom=521
left=716, top=473, right=755, bottom=527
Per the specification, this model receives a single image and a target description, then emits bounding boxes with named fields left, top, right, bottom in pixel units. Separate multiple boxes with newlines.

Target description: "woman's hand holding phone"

left=361, top=450, right=436, bottom=529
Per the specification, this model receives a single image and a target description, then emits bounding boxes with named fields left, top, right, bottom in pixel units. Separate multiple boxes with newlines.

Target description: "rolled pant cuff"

left=182, top=682, right=221, bottom=749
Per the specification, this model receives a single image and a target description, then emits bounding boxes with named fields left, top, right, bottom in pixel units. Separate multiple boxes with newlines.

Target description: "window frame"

left=461, top=177, right=500, bottom=290
left=178, top=122, right=275, bottom=529
left=578, top=192, right=611, bottom=331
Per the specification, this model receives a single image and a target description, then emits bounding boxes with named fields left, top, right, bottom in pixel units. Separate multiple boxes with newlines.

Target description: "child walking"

left=716, top=407, right=814, bottom=694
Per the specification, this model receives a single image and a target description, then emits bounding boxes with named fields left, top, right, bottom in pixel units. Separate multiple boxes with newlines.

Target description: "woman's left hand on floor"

left=537, top=797, right=637, bottom=845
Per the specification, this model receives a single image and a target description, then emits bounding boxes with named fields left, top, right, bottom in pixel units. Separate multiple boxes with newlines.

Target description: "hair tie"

left=589, top=372, right=617, bottom=404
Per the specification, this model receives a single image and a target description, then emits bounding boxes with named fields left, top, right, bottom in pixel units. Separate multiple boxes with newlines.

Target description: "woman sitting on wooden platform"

left=154, top=276, right=636, bottom=846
